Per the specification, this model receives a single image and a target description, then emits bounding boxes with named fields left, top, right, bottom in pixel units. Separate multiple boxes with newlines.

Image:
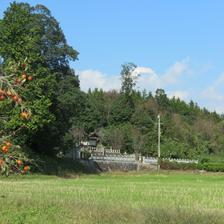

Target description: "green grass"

left=0, top=171, right=224, bottom=224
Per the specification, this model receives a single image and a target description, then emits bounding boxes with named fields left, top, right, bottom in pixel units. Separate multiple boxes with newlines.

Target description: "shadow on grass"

left=34, top=156, right=100, bottom=177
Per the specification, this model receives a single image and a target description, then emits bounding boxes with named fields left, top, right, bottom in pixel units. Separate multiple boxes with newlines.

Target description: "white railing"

left=91, top=154, right=198, bottom=165
left=142, top=157, right=157, bottom=165
left=143, top=157, right=198, bottom=164
left=91, top=154, right=136, bottom=163
left=163, top=158, right=198, bottom=164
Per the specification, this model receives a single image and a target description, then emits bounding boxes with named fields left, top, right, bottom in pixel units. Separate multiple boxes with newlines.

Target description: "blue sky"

left=1, top=0, right=224, bottom=112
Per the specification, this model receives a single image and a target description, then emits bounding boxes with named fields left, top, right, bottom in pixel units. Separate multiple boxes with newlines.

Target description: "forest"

left=0, top=2, right=224, bottom=175
left=84, top=83, right=224, bottom=159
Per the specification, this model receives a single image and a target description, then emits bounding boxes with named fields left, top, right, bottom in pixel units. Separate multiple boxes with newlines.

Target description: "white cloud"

left=168, top=90, right=189, bottom=100
left=78, top=69, right=120, bottom=92
left=135, top=66, right=162, bottom=91
left=161, top=59, right=188, bottom=85
left=200, top=73, right=224, bottom=113
left=77, top=62, right=224, bottom=113
left=131, top=66, right=156, bottom=78
left=134, top=59, right=189, bottom=92
left=78, top=59, right=190, bottom=93
left=201, top=73, right=224, bottom=101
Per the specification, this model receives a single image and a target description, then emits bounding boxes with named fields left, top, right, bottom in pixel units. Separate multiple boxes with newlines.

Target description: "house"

left=64, top=132, right=100, bottom=159
left=80, top=132, right=100, bottom=150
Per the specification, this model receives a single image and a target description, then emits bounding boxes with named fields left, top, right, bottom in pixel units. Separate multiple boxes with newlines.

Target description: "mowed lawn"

left=0, top=172, right=224, bottom=224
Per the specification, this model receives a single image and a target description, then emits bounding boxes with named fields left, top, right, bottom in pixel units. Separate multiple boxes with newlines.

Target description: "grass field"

left=0, top=171, right=224, bottom=224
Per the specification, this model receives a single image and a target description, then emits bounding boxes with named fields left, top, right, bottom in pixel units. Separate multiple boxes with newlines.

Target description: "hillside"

left=79, top=86, right=224, bottom=160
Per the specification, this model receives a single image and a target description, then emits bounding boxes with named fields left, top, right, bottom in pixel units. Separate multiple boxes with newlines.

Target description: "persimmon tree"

left=0, top=60, right=33, bottom=175
left=0, top=2, right=81, bottom=157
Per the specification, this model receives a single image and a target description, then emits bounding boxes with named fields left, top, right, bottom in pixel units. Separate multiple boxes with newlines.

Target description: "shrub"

left=160, top=160, right=198, bottom=170
left=199, top=157, right=210, bottom=164
left=199, top=162, right=224, bottom=172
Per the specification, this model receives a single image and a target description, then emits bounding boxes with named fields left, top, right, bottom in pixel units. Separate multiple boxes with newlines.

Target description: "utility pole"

left=157, top=114, right=161, bottom=172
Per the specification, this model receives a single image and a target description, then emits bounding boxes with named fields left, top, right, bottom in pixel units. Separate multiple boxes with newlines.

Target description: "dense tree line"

left=0, top=2, right=223, bottom=164
left=81, top=65, right=224, bottom=159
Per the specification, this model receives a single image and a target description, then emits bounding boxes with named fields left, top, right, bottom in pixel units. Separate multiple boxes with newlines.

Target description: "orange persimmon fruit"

left=17, top=160, right=23, bottom=166
left=21, top=73, right=27, bottom=80
left=2, top=146, right=8, bottom=153
left=27, top=76, right=33, bottom=81
left=23, top=165, right=30, bottom=172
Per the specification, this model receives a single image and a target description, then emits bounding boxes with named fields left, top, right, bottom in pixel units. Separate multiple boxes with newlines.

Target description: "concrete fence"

left=142, top=157, right=157, bottom=165
left=91, top=153, right=198, bottom=165
left=91, top=154, right=136, bottom=163
left=65, top=147, right=198, bottom=165
left=163, top=158, right=198, bottom=164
